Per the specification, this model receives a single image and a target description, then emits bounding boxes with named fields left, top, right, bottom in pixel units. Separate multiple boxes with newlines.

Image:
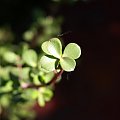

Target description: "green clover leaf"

left=47, top=38, right=62, bottom=58
left=63, top=43, right=81, bottom=59
left=41, top=38, right=62, bottom=58
left=41, top=38, right=81, bottom=72
left=41, top=41, right=52, bottom=55
left=60, top=57, right=76, bottom=72
left=39, top=55, right=56, bottom=72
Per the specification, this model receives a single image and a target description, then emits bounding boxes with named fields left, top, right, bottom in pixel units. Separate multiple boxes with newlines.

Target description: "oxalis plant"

left=0, top=38, right=81, bottom=109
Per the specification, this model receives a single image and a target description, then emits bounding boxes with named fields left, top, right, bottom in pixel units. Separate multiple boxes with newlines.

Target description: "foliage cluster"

left=0, top=1, right=81, bottom=119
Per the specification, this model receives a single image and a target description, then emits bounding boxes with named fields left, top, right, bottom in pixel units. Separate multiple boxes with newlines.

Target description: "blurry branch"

left=21, top=69, right=64, bottom=89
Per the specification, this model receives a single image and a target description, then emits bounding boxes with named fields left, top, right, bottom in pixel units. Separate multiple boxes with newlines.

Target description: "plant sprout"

left=40, top=38, right=81, bottom=72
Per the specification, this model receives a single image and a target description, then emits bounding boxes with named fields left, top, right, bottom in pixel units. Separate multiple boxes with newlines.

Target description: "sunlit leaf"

left=0, top=81, right=13, bottom=93
left=41, top=41, right=52, bottom=55
left=63, top=43, right=81, bottom=59
left=38, top=93, right=45, bottom=107
left=39, top=55, right=56, bottom=71
left=43, top=88, right=53, bottom=102
left=30, top=73, right=41, bottom=85
left=41, top=72, right=54, bottom=83
left=23, top=30, right=34, bottom=41
left=3, top=51, right=18, bottom=64
left=60, top=57, right=76, bottom=72
left=10, top=67, right=20, bottom=77
left=0, top=95, right=11, bottom=107
left=22, top=88, right=38, bottom=100
left=47, top=38, right=62, bottom=58
left=21, top=67, right=30, bottom=80
left=0, top=67, right=11, bottom=80
left=22, top=49, right=37, bottom=67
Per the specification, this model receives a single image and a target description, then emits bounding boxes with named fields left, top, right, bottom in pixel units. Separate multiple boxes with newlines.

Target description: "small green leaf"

left=41, top=72, right=54, bottom=83
left=21, top=67, right=30, bottom=80
left=39, top=55, right=56, bottom=71
left=0, top=81, right=13, bottom=93
left=0, top=95, right=11, bottom=107
left=38, top=87, right=53, bottom=102
left=11, top=67, right=30, bottom=80
left=41, top=41, right=52, bottom=55
left=38, top=93, right=45, bottom=107
left=3, top=51, right=18, bottom=64
left=60, top=57, right=76, bottom=72
left=30, top=73, right=41, bottom=85
left=10, top=67, right=20, bottom=77
left=43, top=88, right=53, bottom=102
left=22, top=49, right=37, bottom=67
left=63, top=43, right=81, bottom=59
left=0, top=67, right=10, bottom=80
left=47, top=38, right=62, bottom=58
left=22, top=88, right=38, bottom=100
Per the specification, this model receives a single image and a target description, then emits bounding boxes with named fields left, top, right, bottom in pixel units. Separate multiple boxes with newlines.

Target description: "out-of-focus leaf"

left=0, top=94, right=11, bottom=107
left=10, top=67, right=20, bottom=77
left=22, top=49, right=37, bottom=67
left=38, top=93, right=45, bottom=107
left=21, top=67, right=30, bottom=80
left=43, top=88, right=53, bottom=102
left=21, top=88, right=38, bottom=100
left=38, top=87, right=53, bottom=102
left=3, top=51, right=18, bottom=64
left=0, top=67, right=10, bottom=80
left=30, top=73, right=41, bottom=85
left=0, top=46, right=9, bottom=57
left=41, top=72, right=54, bottom=83
left=10, top=67, right=30, bottom=81
left=23, top=30, right=35, bottom=41
left=0, top=81, right=13, bottom=93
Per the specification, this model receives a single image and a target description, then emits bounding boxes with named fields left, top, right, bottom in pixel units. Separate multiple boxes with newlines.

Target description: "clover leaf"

left=63, top=43, right=81, bottom=59
left=39, top=55, right=56, bottom=72
left=40, top=38, right=81, bottom=72
left=47, top=38, right=62, bottom=58
left=60, top=57, right=76, bottom=72
left=41, top=41, right=52, bottom=55
left=41, top=38, right=62, bottom=58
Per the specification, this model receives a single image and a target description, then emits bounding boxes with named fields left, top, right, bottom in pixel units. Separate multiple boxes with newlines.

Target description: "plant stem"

left=21, top=69, right=64, bottom=89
